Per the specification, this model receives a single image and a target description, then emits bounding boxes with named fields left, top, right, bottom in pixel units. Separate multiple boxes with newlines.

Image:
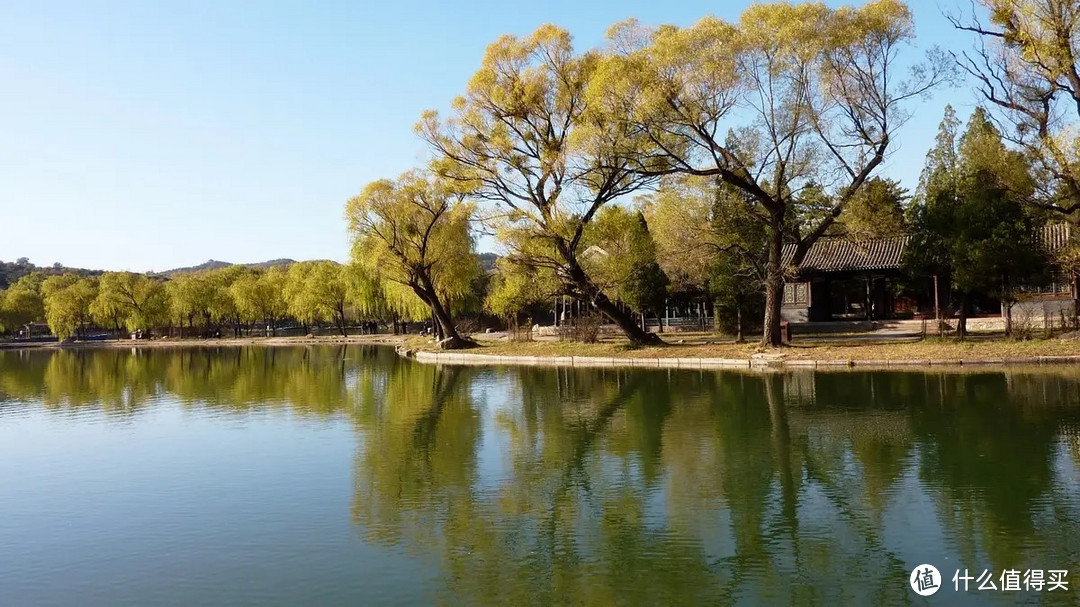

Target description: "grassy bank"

left=407, top=334, right=1080, bottom=362
left=8, top=332, right=1080, bottom=364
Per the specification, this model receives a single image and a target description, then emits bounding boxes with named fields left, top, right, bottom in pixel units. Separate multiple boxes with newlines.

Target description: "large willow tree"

left=418, top=25, right=666, bottom=345
left=346, top=171, right=479, bottom=348
left=952, top=0, right=1080, bottom=217
left=41, top=274, right=98, bottom=340
left=590, top=0, right=950, bottom=345
left=92, top=271, right=168, bottom=333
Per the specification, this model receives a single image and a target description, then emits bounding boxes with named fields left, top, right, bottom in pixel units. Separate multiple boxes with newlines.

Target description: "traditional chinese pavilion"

left=779, top=225, right=1077, bottom=324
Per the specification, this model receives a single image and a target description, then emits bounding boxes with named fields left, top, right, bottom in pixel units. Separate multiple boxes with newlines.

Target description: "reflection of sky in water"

left=885, top=465, right=949, bottom=575
left=471, top=369, right=517, bottom=491
left=0, top=401, right=438, bottom=607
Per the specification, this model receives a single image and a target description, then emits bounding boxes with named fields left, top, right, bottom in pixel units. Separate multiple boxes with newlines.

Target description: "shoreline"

left=0, top=334, right=406, bottom=350
left=4, top=333, right=1080, bottom=371
left=397, top=347, right=1080, bottom=370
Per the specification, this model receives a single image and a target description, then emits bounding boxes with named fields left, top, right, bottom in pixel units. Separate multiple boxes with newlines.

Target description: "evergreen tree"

left=907, top=107, right=1045, bottom=338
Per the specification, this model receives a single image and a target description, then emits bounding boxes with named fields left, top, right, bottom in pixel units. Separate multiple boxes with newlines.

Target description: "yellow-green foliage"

left=284, top=261, right=323, bottom=326
left=584, top=0, right=948, bottom=344
left=485, top=258, right=558, bottom=319
left=92, top=272, right=168, bottom=332
left=414, top=22, right=687, bottom=345
left=229, top=267, right=287, bottom=325
left=41, top=274, right=98, bottom=340
left=941, top=0, right=1080, bottom=218
left=284, top=260, right=350, bottom=330
left=588, top=0, right=939, bottom=202
left=167, top=271, right=217, bottom=327
left=346, top=170, right=479, bottom=318
left=1, top=273, right=45, bottom=330
left=581, top=206, right=657, bottom=297
left=165, top=268, right=244, bottom=329
left=346, top=263, right=429, bottom=322
left=204, top=266, right=246, bottom=324
left=639, top=177, right=718, bottom=292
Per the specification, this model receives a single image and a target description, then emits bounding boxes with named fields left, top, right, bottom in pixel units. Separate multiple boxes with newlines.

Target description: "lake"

left=1, top=345, right=1078, bottom=606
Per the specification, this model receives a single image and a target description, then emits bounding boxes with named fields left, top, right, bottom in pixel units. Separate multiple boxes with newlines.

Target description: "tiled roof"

left=782, top=224, right=1073, bottom=274
left=782, top=236, right=910, bottom=273
left=1039, top=223, right=1072, bottom=252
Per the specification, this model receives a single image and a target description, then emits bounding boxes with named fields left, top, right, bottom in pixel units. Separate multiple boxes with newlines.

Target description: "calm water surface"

left=1, top=346, right=1079, bottom=606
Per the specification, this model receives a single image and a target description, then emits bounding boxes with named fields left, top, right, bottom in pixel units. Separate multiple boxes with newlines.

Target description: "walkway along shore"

left=396, top=346, right=1080, bottom=370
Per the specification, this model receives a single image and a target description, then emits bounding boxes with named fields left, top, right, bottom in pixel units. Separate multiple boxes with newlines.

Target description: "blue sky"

left=0, top=0, right=978, bottom=272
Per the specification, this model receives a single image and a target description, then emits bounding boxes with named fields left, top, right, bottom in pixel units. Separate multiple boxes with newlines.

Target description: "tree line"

left=0, top=261, right=443, bottom=340
left=345, top=0, right=1080, bottom=347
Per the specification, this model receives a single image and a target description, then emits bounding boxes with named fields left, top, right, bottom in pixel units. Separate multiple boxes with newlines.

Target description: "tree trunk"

left=1002, top=274, right=1012, bottom=337
left=1072, top=272, right=1079, bottom=330
left=337, top=305, right=347, bottom=337
left=761, top=229, right=784, bottom=347
left=587, top=290, right=661, bottom=345
left=429, top=305, right=453, bottom=343
left=561, top=257, right=662, bottom=345
left=430, top=304, right=453, bottom=342
left=413, top=272, right=472, bottom=349
left=736, top=304, right=744, bottom=343
left=1071, top=273, right=1080, bottom=330
left=933, top=274, right=942, bottom=337
left=957, top=294, right=968, bottom=341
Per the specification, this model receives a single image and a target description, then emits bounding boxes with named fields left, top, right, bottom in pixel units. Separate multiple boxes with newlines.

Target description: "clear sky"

left=0, top=0, right=979, bottom=272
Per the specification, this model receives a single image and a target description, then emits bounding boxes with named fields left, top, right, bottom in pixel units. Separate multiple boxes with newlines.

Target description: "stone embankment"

left=393, top=346, right=1080, bottom=370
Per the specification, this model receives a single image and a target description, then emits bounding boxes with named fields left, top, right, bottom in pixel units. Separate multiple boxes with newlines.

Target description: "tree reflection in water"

left=2, top=347, right=1079, bottom=605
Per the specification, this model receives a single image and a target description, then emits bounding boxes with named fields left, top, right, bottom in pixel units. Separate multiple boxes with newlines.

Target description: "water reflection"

left=1, top=347, right=1078, bottom=605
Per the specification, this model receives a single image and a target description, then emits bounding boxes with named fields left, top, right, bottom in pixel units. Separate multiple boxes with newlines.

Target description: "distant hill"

left=157, top=258, right=296, bottom=276
left=165, top=254, right=497, bottom=275
left=0, top=254, right=491, bottom=287
left=161, top=259, right=232, bottom=274
left=0, top=259, right=102, bottom=289
left=0, top=258, right=305, bottom=288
